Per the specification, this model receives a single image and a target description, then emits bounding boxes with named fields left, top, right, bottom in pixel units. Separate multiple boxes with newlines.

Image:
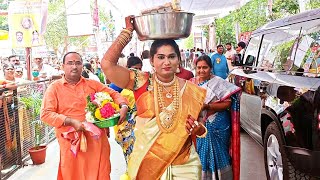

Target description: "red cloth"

left=61, top=122, right=102, bottom=157
left=176, top=67, right=194, bottom=80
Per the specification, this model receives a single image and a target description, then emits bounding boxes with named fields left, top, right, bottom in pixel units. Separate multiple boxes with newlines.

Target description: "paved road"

left=9, top=130, right=266, bottom=180
left=240, top=130, right=267, bottom=180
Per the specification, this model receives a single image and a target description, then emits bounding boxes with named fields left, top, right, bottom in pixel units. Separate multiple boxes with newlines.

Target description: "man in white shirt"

left=33, top=54, right=60, bottom=80
left=225, top=43, right=236, bottom=70
left=141, top=50, right=153, bottom=73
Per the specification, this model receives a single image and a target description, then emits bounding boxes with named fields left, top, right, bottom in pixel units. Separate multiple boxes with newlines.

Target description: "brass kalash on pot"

left=132, top=0, right=194, bottom=41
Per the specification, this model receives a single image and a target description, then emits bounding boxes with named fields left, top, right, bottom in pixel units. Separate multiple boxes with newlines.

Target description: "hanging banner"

left=8, top=0, right=48, bottom=48
left=65, top=0, right=93, bottom=36
left=0, top=30, right=9, bottom=40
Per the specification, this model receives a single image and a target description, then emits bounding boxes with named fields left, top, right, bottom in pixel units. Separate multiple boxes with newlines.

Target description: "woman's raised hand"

left=125, top=16, right=135, bottom=31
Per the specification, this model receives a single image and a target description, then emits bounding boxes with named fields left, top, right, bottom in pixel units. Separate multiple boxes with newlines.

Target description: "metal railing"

left=0, top=79, right=56, bottom=180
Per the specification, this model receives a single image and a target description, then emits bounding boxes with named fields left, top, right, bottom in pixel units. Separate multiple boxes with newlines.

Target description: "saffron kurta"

left=41, top=77, right=127, bottom=180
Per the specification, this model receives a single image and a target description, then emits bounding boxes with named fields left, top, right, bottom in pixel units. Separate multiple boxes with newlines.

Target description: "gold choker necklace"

left=155, top=75, right=176, bottom=87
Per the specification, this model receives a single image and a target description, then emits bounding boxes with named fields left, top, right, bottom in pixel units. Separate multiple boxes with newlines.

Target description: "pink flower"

left=100, top=103, right=115, bottom=119
left=90, top=93, right=96, bottom=102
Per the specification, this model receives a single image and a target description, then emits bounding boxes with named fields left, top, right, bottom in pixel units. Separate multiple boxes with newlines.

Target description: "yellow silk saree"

left=127, top=80, right=206, bottom=180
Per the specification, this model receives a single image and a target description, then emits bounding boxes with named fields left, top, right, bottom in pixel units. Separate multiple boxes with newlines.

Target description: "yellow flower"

left=120, top=173, right=130, bottom=180
left=101, top=99, right=111, bottom=107
left=111, top=102, right=120, bottom=111
left=95, top=108, right=104, bottom=120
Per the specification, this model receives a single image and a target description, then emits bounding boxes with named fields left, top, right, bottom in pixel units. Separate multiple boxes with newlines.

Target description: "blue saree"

left=191, top=76, right=241, bottom=180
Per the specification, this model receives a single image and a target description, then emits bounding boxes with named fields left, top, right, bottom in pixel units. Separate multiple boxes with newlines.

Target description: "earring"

left=152, top=67, right=156, bottom=73
left=175, top=67, right=181, bottom=73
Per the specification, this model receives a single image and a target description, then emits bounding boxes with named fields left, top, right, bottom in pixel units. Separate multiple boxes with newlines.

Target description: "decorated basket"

left=93, top=114, right=120, bottom=128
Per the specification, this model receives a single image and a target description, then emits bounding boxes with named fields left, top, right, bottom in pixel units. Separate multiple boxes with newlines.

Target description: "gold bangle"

left=121, top=32, right=132, bottom=40
left=121, top=33, right=131, bottom=41
left=196, top=123, right=207, bottom=138
left=122, top=29, right=133, bottom=35
left=119, top=34, right=130, bottom=43
left=117, top=38, right=125, bottom=47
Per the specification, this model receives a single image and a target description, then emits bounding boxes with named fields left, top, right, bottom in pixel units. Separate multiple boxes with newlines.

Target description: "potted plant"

left=20, top=93, right=47, bottom=165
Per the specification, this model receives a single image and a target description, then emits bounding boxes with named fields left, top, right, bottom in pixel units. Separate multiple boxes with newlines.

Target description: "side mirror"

left=245, top=55, right=255, bottom=66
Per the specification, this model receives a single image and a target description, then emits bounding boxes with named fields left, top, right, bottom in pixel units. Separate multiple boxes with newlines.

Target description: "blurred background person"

left=109, top=56, right=143, bottom=93
left=225, top=43, right=236, bottom=71
left=31, top=66, right=40, bottom=81
left=81, top=62, right=100, bottom=82
left=141, top=50, right=153, bottom=73
left=54, top=65, right=64, bottom=76
left=14, top=67, right=23, bottom=79
left=33, top=54, right=60, bottom=80
left=211, top=45, right=229, bottom=79
left=118, top=53, right=127, bottom=67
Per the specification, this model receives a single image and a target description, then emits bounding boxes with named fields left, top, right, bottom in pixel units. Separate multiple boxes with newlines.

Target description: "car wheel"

left=264, top=122, right=310, bottom=180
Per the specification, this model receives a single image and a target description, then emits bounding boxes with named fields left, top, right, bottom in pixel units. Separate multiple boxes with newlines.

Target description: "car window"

left=257, top=27, right=300, bottom=71
left=297, top=23, right=320, bottom=76
left=243, top=35, right=261, bottom=66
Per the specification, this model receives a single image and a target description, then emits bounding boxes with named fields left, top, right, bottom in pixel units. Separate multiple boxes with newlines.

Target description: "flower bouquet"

left=86, top=92, right=121, bottom=128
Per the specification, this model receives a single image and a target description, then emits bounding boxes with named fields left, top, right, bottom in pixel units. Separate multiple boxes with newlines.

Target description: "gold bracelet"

left=196, top=123, right=207, bottom=138
left=122, top=29, right=133, bottom=35
left=121, top=32, right=132, bottom=40
left=119, top=34, right=130, bottom=43
left=121, top=33, right=131, bottom=41
left=117, top=38, right=125, bottom=47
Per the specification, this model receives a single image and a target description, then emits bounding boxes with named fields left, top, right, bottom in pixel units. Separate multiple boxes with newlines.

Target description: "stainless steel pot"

left=133, top=12, right=194, bottom=41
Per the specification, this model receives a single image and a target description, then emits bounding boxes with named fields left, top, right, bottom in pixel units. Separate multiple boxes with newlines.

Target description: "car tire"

left=264, top=121, right=310, bottom=180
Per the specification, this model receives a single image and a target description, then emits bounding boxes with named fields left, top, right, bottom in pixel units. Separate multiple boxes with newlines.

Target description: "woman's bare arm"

left=101, top=16, right=134, bottom=89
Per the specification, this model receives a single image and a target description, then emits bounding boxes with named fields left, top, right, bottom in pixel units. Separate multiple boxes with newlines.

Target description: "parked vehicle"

left=229, top=8, right=320, bottom=180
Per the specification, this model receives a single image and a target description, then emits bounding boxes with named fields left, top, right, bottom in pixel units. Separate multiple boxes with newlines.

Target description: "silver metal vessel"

left=133, top=12, right=194, bottom=41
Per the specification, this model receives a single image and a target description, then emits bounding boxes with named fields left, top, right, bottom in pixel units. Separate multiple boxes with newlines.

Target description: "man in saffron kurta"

left=41, top=52, right=128, bottom=180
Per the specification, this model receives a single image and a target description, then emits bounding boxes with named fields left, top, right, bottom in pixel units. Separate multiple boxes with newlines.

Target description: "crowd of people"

left=37, top=16, right=247, bottom=180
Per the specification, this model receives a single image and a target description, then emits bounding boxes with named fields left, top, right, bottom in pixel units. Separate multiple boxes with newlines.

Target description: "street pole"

left=25, top=47, right=31, bottom=80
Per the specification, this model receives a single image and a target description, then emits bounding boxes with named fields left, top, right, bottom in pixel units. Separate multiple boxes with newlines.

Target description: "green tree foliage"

left=235, top=0, right=268, bottom=32
left=182, top=33, right=194, bottom=49
left=307, top=0, right=320, bottom=9
left=0, top=16, right=8, bottom=31
left=215, top=0, right=301, bottom=46
left=0, top=0, right=8, bottom=31
left=215, top=16, right=237, bottom=45
left=44, top=0, right=68, bottom=54
left=270, top=0, right=299, bottom=20
left=45, top=0, right=89, bottom=56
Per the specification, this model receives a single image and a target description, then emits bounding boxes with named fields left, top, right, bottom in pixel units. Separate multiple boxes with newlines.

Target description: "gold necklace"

left=162, top=86, right=173, bottom=98
left=156, top=77, right=179, bottom=129
left=155, top=75, right=176, bottom=87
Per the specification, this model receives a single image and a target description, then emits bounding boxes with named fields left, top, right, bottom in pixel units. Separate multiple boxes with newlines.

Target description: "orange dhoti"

left=56, top=127, right=111, bottom=180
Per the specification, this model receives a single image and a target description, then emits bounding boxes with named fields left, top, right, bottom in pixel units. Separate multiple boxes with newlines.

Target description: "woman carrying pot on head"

left=101, top=16, right=207, bottom=179
left=189, top=55, right=241, bottom=180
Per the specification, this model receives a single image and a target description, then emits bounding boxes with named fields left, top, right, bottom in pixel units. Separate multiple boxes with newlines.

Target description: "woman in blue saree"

left=190, top=55, right=241, bottom=180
